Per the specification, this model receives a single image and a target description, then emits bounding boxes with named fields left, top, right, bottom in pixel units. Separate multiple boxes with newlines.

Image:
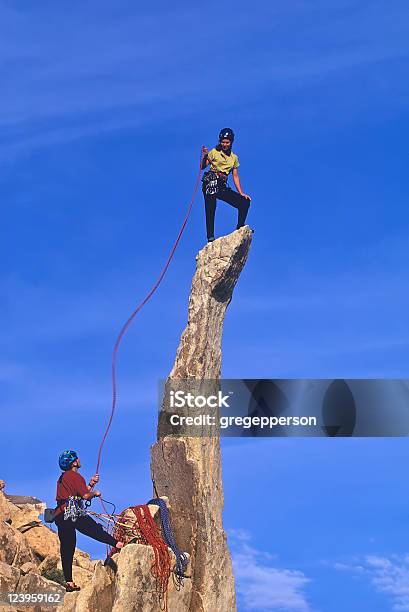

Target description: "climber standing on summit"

left=201, top=128, right=251, bottom=242
left=54, top=450, right=124, bottom=592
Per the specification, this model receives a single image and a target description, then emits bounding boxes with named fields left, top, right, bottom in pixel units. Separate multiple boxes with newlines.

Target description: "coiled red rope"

left=133, top=505, right=172, bottom=611
left=109, top=505, right=171, bottom=611
left=90, top=503, right=172, bottom=610
left=95, top=148, right=204, bottom=475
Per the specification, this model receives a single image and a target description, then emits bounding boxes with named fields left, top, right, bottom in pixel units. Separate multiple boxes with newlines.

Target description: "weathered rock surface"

left=112, top=544, right=164, bottom=612
left=37, top=555, right=60, bottom=575
left=0, top=482, right=12, bottom=524
left=5, top=496, right=45, bottom=532
left=19, top=562, right=39, bottom=575
left=17, top=572, right=64, bottom=595
left=0, top=521, right=36, bottom=567
left=152, top=227, right=253, bottom=612
left=111, top=542, right=191, bottom=612
left=64, top=562, right=114, bottom=612
left=0, top=561, right=21, bottom=592
left=22, top=524, right=60, bottom=561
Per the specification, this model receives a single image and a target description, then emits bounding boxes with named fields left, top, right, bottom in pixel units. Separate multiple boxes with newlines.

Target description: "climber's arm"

left=232, top=168, right=251, bottom=200
left=83, top=473, right=100, bottom=497
left=201, top=146, right=211, bottom=169
left=82, top=490, right=101, bottom=500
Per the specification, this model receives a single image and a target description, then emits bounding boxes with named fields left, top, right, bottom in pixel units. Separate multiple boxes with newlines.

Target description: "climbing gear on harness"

left=219, top=127, right=235, bottom=142
left=58, top=450, right=78, bottom=471
left=202, top=170, right=218, bottom=195
left=202, top=170, right=228, bottom=196
left=64, top=496, right=87, bottom=522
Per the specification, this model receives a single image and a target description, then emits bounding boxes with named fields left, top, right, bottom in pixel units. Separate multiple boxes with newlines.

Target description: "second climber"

left=201, top=127, right=251, bottom=242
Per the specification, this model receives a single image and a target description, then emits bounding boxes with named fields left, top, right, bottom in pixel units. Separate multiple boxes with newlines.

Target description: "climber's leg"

left=204, top=193, right=217, bottom=240
left=75, top=514, right=118, bottom=547
left=218, top=188, right=250, bottom=229
left=55, top=514, right=76, bottom=582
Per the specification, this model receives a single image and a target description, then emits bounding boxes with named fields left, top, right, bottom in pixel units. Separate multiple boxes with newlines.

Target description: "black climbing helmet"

left=219, top=127, right=235, bottom=143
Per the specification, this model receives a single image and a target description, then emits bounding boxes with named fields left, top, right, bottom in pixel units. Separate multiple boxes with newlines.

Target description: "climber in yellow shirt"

left=201, top=128, right=251, bottom=242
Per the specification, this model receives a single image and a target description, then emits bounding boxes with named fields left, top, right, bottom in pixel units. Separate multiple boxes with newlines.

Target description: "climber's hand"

left=240, top=193, right=251, bottom=201
left=202, top=146, right=208, bottom=156
left=89, top=474, right=99, bottom=486
left=93, top=490, right=101, bottom=498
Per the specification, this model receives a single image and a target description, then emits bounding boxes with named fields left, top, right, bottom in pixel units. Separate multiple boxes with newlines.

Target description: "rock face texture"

left=0, top=488, right=69, bottom=611
left=151, top=226, right=253, bottom=612
left=0, top=227, right=252, bottom=611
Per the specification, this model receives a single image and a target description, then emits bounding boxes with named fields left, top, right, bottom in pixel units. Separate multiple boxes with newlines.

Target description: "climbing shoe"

left=65, top=583, right=81, bottom=592
left=207, top=237, right=215, bottom=243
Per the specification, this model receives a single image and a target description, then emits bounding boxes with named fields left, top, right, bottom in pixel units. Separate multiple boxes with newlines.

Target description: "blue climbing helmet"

left=59, top=450, right=78, bottom=471
left=219, top=127, right=235, bottom=143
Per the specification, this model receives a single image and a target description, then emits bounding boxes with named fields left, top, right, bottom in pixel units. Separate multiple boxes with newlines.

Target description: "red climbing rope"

left=109, top=505, right=172, bottom=611
left=133, top=505, right=172, bottom=611
left=95, top=148, right=205, bottom=475
left=89, top=504, right=173, bottom=611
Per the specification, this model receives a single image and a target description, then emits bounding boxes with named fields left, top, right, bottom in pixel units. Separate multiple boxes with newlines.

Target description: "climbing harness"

left=202, top=170, right=219, bottom=195
left=64, top=496, right=87, bottom=522
left=202, top=170, right=228, bottom=196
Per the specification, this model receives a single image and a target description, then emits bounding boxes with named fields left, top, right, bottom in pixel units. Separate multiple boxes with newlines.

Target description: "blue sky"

left=2, top=1, right=409, bottom=610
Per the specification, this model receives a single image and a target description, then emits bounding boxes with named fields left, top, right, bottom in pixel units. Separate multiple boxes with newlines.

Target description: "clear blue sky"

left=2, top=2, right=409, bottom=610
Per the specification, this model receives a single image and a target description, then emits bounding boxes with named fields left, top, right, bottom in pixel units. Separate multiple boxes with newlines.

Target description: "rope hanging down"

left=95, top=149, right=205, bottom=474
left=147, top=498, right=189, bottom=583
left=132, top=505, right=172, bottom=611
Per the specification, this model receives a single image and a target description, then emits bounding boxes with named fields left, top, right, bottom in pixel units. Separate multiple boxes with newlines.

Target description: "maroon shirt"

left=55, top=470, right=89, bottom=517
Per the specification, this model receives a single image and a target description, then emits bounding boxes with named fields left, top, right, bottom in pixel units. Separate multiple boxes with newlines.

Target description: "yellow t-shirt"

left=207, top=148, right=239, bottom=175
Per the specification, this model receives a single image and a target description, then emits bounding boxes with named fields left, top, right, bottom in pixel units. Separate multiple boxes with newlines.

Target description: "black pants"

left=55, top=513, right=117, bottom=582
left=203, top=187, right=250, bottom=240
